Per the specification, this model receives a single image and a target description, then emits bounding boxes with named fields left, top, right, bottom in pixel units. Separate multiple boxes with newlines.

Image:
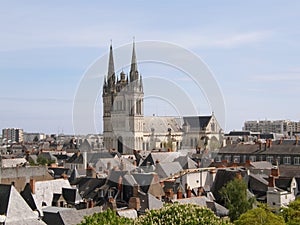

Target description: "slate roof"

left=155, top=161, right=183, bottom=179
left=0, top=184, right=46, bottom=225
left=219, top=143, right=300, bottom=155
left=139, top=192, right=164, bottom=211
left=20, top=183, right=38, bottom=211
left=174, top=156, right=197, bottom=169
left=211, top=168, right=248, bottom=203
left=183, top=116, right=212, bottom=130
left=143, top=116, right=182, bottom=133
left=275, top=177, right=294, bottom=191
left=62, top=188, right=83, bottom=204
left=76, top=178, right=106, bottom=200
left=59, top=207, right=102, bottom=225
left=140, top=152, right=186, bottom=167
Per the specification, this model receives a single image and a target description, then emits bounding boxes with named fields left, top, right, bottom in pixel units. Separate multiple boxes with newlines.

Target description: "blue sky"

left=1, top=1, right=300, bottom=134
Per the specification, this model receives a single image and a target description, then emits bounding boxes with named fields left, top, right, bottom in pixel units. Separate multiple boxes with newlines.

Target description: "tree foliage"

left=78, top=208, right=134, bottom=225
left=137, top=203, right=232, bottom=225
left=219, top=178, right=255, bottom=222
left=234, top=204, right=285, bottom=225
left=281, top=197, right=300, bottom=225
left=79, top=204, right=232, bottom=225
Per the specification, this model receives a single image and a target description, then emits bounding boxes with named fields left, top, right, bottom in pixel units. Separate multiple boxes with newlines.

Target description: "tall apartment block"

left=2, top=128, right=24, bottom=143
left=243, top=120, right=300, bottom=135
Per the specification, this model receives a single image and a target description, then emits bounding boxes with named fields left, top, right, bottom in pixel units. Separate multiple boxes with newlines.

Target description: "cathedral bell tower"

left=102, top=41, right=144, bottom=154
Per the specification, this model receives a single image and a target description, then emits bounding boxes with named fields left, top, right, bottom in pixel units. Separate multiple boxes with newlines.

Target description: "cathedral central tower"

left=102, top=41, right=144, bottom=154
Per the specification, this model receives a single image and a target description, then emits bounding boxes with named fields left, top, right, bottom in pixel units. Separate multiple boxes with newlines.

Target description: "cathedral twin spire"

left=103, top=40, right=143, bottom=93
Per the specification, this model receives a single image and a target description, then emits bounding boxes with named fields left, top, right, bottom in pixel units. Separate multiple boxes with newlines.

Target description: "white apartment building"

left=243, top=120, right=300, bottom=135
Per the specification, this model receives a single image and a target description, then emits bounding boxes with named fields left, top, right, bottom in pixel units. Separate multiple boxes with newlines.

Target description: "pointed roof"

left=108, top=44, right=115, bottom=78
left=130, top=40, right=138, bottom=81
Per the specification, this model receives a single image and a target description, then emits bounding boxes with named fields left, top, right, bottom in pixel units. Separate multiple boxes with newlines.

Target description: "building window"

left=266, top=156, right=273, bottom=163
left=233, top=156, right=240, bottom=163
left=294, top=157, right=300, bottom=165
left=225, top=155, right=232, bottom=162
left=211, top=123, right=215, bottom=132
left=283, top=157, right=291, bottom=165
left=215, top=155, right=222, bottom=162
left=250, top=155, right=256, bottom=162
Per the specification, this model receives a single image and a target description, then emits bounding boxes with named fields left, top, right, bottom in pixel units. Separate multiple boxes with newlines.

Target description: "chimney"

left=133, top=184, right=139, bottom=197
left=236, top=172, right=242, bottom=180
left=296, top=136, right=299, bottom=145
left=86, top=167, right=96, bottom=178
left=83, top=151, right=87, bottom=170
left=128, top=197, right=141, bottom=210
left=187, top=186, right=192, bottom=198
left=197, top=187, right=204, bottom=196
left=108, top=197, right=117, bottom=211
left=118, top=176, right=123, bottom=199
left=177, top=187, right=183, bottom=199
left=165, top=188, right=174, bottom=200
left=268, top=176, right=275, bottom=188
left=30, top=178, right=35, bottom=194
left=245, top=160, right=251, bottom=166
left=271, top=167, right=280, bottom=177
left=107, top=161, right=111, bottom=170
left=121, top=160, right=126, bottom=171
left=88, top=199, right=94, bottom=208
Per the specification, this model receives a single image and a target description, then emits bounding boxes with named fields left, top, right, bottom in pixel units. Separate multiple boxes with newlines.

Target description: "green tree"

left=219, top=178, right=255, bottom=222
left=79, top=208, right=134, bottom=225
left=37, top=156, right=48, bottom=165
left=137, top=203, right=232, bottom=225
left=281, top=197, right=300, bottom=225
left=235, top=204, right=285, bottom=225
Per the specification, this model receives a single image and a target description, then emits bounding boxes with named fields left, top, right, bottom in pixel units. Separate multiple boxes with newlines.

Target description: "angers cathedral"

left=103, top=42, right=224, bottom=154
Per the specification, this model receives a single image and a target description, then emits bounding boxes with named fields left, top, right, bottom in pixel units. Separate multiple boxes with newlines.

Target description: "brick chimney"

left=86, top=166, right=96, bottom=178
left=187, top=186, right=192, bottom=198
left=30, top=178, right=35, bottom=194
left=128, top=197, right=141, bottom=210
left=177, top=187, right=183, bottom=199
left=271, top=167, right=280, bottom=177
left=268, top=176, right=275, bottom=188
left=165, top=188, right=174, bottom=200
left=236, top=172, right=242, bottom=180
left=133, top=184, right=139, bottom=197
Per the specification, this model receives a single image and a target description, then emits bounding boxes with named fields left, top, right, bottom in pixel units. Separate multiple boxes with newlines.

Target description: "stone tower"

left=102, top=41, right=144, bottom=154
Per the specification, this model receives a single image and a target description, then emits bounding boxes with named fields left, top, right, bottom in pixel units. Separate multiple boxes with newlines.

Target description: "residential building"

left=243, top=119, right=300, bottom=135
left=2, top=128, right=24, bottom=143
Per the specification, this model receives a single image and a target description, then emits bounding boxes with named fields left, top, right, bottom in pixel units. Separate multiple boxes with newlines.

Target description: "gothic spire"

left=130, top=38, right=139, bottom=82
left=107, top=42, right=116, bottom=90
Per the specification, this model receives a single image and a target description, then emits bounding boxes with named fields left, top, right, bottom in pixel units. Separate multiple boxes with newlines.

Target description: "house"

left=32, top=178, right=72, bottom=209
left=0, top=184, right=46, bottom=225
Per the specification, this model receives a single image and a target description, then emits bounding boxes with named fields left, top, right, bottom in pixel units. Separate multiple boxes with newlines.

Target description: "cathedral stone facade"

left=103, top=42, right=144, bottom=154
left=103, top=42, right=224, bottom=154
